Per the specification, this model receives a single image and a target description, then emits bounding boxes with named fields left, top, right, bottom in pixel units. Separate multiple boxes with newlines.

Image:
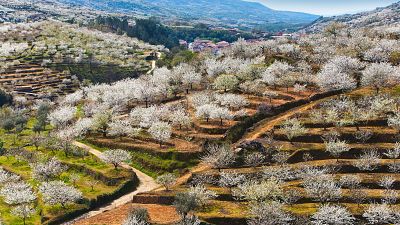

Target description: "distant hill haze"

left=57, top=0, right=320, bottom=31
left=303, top=1, right=400, bottom=32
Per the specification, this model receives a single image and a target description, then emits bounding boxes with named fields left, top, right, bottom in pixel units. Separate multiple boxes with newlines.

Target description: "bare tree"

left=156, top=173, right=177, bottom=191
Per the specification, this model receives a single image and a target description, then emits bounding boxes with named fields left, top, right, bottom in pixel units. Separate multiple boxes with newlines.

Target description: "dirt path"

left=66, top=141, right=160, bottom=224
left=146, top=52, right=161, bottom=75
left=242, top=95, right=337, bottom=142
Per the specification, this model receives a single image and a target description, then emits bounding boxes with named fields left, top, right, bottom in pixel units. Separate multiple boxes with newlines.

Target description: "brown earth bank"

left=73, top=203, right=180, bottom=225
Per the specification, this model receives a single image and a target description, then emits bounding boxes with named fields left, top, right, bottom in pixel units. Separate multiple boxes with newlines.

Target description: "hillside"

left=0, top=20, right=163, bottom=99
left=304, top=1, right=400, bottom=33
left=57, top=0, right=319, bottom=31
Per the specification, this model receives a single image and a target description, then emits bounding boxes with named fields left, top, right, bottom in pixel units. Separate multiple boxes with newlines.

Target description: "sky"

left=248, top=0, right=399, bottom=16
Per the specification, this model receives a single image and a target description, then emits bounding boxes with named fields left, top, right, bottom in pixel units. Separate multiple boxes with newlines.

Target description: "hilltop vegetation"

left=57, top=0, right=319, bottom=31
left=0, top=20, right=163, bottom=100
left=303, top=1, right=400, bottom=33
left=91, top=17, right=255, bottom=49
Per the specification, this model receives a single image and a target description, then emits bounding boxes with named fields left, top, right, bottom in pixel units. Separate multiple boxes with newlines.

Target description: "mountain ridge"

left=303, top=1, right=400, bottom=32
left=56, top=0, right=320, bottom=30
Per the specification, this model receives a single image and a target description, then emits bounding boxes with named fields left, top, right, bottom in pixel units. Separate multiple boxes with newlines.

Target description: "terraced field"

left=0, top=116, right=137, bottom=224
left=0, top=62, right=78, bottom=100
left=76, top=87, right=400, bottom=225
left=73, top=86, right=345, bottom=224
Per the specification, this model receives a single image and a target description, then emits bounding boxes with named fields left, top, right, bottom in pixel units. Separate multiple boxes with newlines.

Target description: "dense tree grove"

left=91, top=16, right=255, bottom=49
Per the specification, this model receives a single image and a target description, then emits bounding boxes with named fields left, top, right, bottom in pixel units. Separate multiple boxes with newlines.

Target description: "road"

left=146, top=51, right=161, bottom=75
left=64, top=141, right=160, bottom=224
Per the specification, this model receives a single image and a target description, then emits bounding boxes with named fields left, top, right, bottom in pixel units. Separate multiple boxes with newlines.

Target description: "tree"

left=195, top=104, right=216, bottom=123
left=0, top=182, right=36, bottom=205
left=233, top=179, right=282, bottom=202
left=262, top=61, right=293, bottom=89
left=303, top=174, right=342, bottom=202
left=31, top=157, right=66, bottom=181
left=39, top=181, right=82, bottom=208
left=384, top=143, right=400, bottom=163
left=174, top=192, right=198, bottom=218
left=213, top=74, right=239, bottom=92
left=0, top=168, right=20, bottom=184
left=156, top=173, right=177, bottom=191
left=294, top=83, right=307, bottom=93
left=218, top=172, right=246, bottom=191
left=363, top=204, right=396, bottom=224
left=0, top=89, right=12, bottom=107
left=210, top=106, right=232, bottom=126
left=101, top=149, right=131, bottom=170
left=272, top=151, right=291, bottom=166
left=281, top=118, right=308, bottom=144
left=148, top=122, right=172, bottom=147
left=324, top=139, right=351, bottom=162
left=29, top=134, right=45, bottom=151
left=316, top=70, right=357, bottom=91
left=188, top=184, right=217, bottom=207
left=48, top=106, right=76, bottom=129
left=263, top=90, right=278, bottom=104
left=214, top=94, right=249, bottom=110
left=123, top=207, right=149, bottom=225
left=0, top=118, right=15, bottom=134
left=175, top=215, right=201, bottom=225
left=350, top=188, right=368, bottom=208
left=354, top=130, right=373, bottom=143
left=11, top=204, right=35, bottom=225
left=361, top=63, right=396, bottom=93
left=201, top=144, right=236, bottom=171
left=86, top=180, right=99, bottom=191
left=93, top=111, right=113, bottom=137
left=248, top=201, right=293, bottom=225
left=170, top=110, right=191, bottom=130
left=69, top=173, right=80, bottom=187
left=339, top=175, right=362, bottom=189
left=245, top=152, right=266, bottom=168
left=108, top=119, right=133, bottom=140
left=182, top=70, right=202, bottom=93
left=388, top=112, right=400, bottom=133
left=355, top=150, right=380, bottom=171
left=311, top=204, right=355, bottom=225
left=73, top=117, right=94, bottom=136
left=316, top=56, right=361, bottom=91
left=323, top=21, right=345, bottom=37
left=378, top=175, right=395, bottom=190
left=190, top=92, right=213, bottom=108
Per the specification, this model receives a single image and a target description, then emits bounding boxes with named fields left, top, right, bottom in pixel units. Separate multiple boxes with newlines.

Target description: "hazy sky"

left=248, top=0, right=399, bottom=16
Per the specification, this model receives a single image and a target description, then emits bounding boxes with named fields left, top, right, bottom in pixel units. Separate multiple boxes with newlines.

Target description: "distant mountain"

left=56, top=0, right=319, bottom=31
left=303, top=1, right=400, bottom=33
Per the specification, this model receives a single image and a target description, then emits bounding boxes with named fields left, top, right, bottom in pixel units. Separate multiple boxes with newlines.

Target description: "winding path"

left=65, top=141, right=160, bottom=224
left=146, top=52, right=161, bottom=75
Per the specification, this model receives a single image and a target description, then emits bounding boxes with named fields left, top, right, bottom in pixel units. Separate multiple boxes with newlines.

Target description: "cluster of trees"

left=0, top=20, right=165, bottom=83
left=0, top=89, right=12, bottom=107
left=0, top=158, right=83, bottom=224
left=4, top=17, right=400, bottom=224
left=92, top=16, right=254, bottom=49
left=0, top=100, right=138, bottom=223
left=195, top=142, right=400, bottom=224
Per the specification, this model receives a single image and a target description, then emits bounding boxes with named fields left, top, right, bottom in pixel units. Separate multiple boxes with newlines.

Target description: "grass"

left=80, top=139, right=199, bottom=178
left=196, top=200, right=248, bottom=219
left=0, top=117, right=136, bottom=224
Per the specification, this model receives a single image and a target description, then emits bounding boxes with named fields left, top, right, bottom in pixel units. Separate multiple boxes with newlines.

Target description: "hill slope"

left=57, top=0, right=319, bottom=30
left=304, top=1, right=400, bottom=32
